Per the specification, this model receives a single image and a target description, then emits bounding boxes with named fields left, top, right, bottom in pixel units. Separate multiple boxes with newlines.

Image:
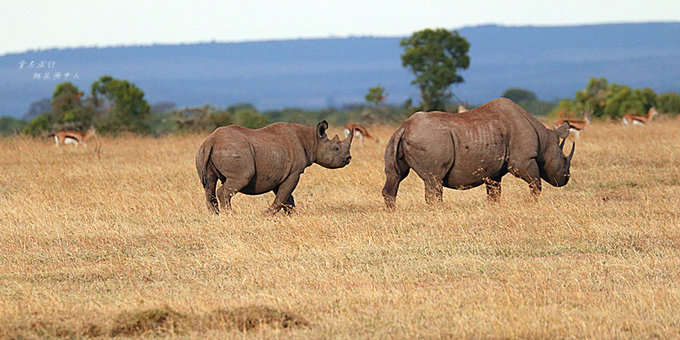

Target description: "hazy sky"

left=1, top=0, right=678, bottom=55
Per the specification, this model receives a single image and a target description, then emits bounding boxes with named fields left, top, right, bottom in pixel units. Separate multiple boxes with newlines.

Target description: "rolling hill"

left=1, top=22, right=678, bottom=119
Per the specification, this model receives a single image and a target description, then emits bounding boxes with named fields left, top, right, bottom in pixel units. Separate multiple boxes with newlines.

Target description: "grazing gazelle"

left=94, top=143, right=103, bottom=160
left=622, top=107, right=659, bottom=127
left=554, top=111, right=591, bottom=138
left=54, top=127, right=97, bottom=150
left=343, top=124, right=373, bottom=141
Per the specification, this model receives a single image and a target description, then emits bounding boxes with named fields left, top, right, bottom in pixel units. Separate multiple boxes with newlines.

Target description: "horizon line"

left=2, top=21, right=676, bottom=57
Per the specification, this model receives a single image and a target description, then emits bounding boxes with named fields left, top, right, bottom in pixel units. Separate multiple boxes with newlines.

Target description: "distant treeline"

left=1, top=77, right=678, bottom=137
left=4, top=76, right=416, bottom=137
left=551, top=78, right=680, bottom=120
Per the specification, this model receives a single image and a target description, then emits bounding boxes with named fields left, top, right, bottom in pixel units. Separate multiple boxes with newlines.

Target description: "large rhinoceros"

left=382, top=98, right=574, bottom=210
left=196, top=121, right=353, bottom=214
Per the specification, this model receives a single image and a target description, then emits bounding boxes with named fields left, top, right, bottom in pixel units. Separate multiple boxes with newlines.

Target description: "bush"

left=0, top=117, right=28, bottom=136
left=234, top=108, right=268, bottom=129
left=23, top=114, right=52, bottom=136
left=657, top=92, right=680, bottom=114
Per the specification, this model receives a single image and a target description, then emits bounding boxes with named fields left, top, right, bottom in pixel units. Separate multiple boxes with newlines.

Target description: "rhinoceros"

left=196, top=121, right=354, bottom=214
left=382, top=98, right=575, bottom=210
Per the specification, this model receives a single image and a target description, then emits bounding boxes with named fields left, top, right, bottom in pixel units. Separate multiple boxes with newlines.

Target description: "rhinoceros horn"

left=566, top=142, right=575, bottom=165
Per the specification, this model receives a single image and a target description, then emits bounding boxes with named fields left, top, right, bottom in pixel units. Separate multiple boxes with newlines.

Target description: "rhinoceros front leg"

left=282, top=195, right=295, bottom=214
left=510, top=159, right=542, bottom=199
left=273, top=188, right=296, bottom=214
left=266, top=174, right=300, bottom=215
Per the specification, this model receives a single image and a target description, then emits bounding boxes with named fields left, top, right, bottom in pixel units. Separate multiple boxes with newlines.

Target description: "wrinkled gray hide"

left=197, top=121, right=354, bottom=214
left=382, top=98, right=574, bottom=210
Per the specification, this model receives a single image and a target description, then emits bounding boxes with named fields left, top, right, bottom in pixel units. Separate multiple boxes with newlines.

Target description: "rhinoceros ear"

left=555, top=122, right=570, bottom=139
left=316, top=120, right=328, bottom=139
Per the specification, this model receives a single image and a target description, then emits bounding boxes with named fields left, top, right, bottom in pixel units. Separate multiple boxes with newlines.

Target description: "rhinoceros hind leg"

left=203, top=170, right=220, bottom=215
left=217, top=178, right=249, bottom=211
left=382, top=168, right=409, bottom=211
left=424, top=177, right=443, bottom=205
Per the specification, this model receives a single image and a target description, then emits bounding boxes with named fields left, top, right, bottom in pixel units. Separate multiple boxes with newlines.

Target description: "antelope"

left=94, top=143, right=103, bottom=160
left=622, top=107, right=659, bottom=127
left=54, top=127, right=97, bottom=150
left=554, top=111, right=591, bottom=138
left=343, top=124, right=373, bottom=141
left=457, top=103, right=467, bottom=113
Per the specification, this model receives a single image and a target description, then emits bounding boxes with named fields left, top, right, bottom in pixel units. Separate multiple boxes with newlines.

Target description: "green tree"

left=657, top=92, right=680, bottom=114
left=602, top=83, right=632, bottom=117
left=23, top=82, right=94, bottom=135
left=234, top=108, right=268, bottom=129
left=50, top=82, right=82, bottom=121
left=566, top=78, right=664, bottom=119
left=575, top=77, right=609, bottom=117
left=226, top=103, right=257, bottom=114
left=163, top=105, right=230, bottom=134
left=550, top=99, right=578, bottom=118
left=23, top=113, right=52, bottom=136
left=0, top=117, right=27, bottom=136
left=50, top=82, right=96, bottom=129
left=636, top=88, right=658, bottom=110
left=500, top=88, right=556, bottom=115
left=400, top=28, right=470, bottom=111
left=210, top=110, right=232, bottom=127
left=502, top=88, right=537, bottom=104
left=365, top=85, right=387, bottom=106
left=604, top=86, right=656, bottom=117
left=91, top=76, right=151, bottom=134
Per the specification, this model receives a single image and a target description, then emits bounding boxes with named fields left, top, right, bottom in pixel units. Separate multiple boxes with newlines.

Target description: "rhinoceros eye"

left=333, top=145, right=340, bottom=151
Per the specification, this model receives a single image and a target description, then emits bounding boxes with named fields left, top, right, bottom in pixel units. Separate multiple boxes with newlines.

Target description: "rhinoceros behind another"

left=196, top=121, right=353, bottom=214
left=382, top=98, right=575, bottom=210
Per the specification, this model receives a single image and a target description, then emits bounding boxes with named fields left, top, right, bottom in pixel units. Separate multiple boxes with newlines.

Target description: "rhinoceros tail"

left=382, top=127, right=409, bottom=210
left=384, top=127, right=407, bottom=175
left=196, top=138, right=215, bottom=187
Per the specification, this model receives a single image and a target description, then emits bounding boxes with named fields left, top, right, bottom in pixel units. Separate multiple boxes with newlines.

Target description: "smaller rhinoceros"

left=382, top=98, right=575, bottom=210
left=196, top=121, right=353, bottom=215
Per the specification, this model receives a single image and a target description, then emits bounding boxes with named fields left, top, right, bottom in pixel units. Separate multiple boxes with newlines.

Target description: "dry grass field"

left=1, top=119, right=679, bottom=338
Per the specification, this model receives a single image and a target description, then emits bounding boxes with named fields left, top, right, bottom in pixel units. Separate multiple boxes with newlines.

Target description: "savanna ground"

left=1, top=119, right=679, bottom=339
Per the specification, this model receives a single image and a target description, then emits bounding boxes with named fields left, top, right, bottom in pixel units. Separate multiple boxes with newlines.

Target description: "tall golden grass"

left=1, top=119, right=679, bottom=338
